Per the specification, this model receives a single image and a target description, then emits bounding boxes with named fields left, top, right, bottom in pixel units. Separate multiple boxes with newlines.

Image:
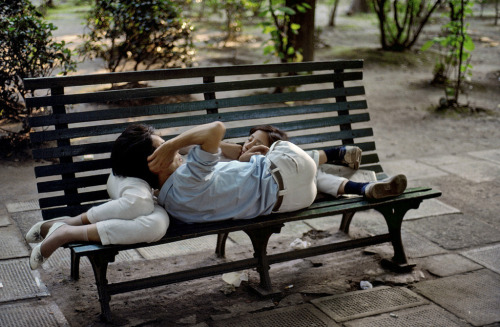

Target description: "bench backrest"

left=24, top=60, right=381, bottom=220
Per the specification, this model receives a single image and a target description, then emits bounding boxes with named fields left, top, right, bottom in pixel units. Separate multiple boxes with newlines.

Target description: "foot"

left=342, top=146, right=362, bottom=170
left=363, top=174, right=407, bottom=200
left=328, top=146, right=362, bottom=170
left=29, top=222, right=67, bottom=270
left=26, top=216, right=70, bottom=243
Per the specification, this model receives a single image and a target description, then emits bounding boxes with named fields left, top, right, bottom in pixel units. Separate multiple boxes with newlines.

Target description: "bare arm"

left=220, top=141, right=243, bottom=160
left=148, top=122, right=226, bottom=174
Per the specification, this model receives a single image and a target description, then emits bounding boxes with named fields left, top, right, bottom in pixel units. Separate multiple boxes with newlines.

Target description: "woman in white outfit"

left=28, top=125, right=170, bottom=269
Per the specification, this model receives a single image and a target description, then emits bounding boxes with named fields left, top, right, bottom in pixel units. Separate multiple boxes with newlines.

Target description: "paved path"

left=1, top=149, right=499, bottom=326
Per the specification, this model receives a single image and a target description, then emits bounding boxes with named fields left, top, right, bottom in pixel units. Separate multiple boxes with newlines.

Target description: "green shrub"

left=0, top=0, right=76, bottom=152
left=79, top=0, right=195, bottom=73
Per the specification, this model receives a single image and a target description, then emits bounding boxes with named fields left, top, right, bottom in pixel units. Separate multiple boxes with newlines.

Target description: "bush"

left=372, top=0, right=441, bottom=51
left=79, top=0, right=195, bottom=73
left=0, top=0, right=76, bottom=155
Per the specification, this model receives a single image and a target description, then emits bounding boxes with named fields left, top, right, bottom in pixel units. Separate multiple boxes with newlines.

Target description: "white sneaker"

left=343, top=146, right=362, bottom=170
left=364, top=174, right=407, bottom=199
left=29, top=222, right=66, bottom=270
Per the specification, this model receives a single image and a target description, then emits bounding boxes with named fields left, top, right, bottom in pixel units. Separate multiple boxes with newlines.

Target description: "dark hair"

left=111, top=124, right=159, bottom=189
left=249, top=125, right=289, bottom=145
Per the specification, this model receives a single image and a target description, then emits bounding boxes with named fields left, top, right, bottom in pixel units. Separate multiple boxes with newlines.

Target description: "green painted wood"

left=37, top=174, right=108, bottom=193
left=32, top=142, right=113, bottom=160
left=26, top=72, right=362, bottom=107
left=34, top=159, right=112, bottom=178
left=29, top=91, right=367, bottom=127
left=70, top=187, right=442, bottom=254
left=24, top=60, right=363, bottom=89
left=39, top=190, right=109, bottom=209
left=30, top=109, right=370, bottom=143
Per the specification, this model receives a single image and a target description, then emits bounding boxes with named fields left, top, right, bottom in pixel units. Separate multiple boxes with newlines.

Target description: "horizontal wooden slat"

left=39, top=190, right=109, bottom=209
left=41, top=203, right=103, bottom=220
left=32, top=142, right=113, bottom=160
left=37, top=174, right=108, bottom=193
left=24, top=60, right=363, bottom=90
left=26, top=72, right=362, bottom=107
left=30, top=102, right=369, bottom=143
left=289, top=128, right=373, bottom=145
left=29, top=88, right=367, bottom=127
left=34, top=158, right=112, bottom=178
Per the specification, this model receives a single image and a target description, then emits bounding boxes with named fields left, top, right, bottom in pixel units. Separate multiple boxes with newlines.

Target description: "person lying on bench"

left=148, top=122, right=407, bottom=225
left=28, top=125, right=170, bottom=270
left=219, top=124, right=405, bottom=199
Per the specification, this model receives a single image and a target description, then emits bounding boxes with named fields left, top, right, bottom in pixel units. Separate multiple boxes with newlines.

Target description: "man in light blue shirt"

left=148, top=122, right=318, bottom=223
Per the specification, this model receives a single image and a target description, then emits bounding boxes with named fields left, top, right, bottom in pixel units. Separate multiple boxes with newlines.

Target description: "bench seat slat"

left=39, top=190, right=109, bottom=209
left=69, top=187, right=441, bottom=255
left=26, top=72, right=363, bottom=107
left=24, top=60, right=363, bottom=90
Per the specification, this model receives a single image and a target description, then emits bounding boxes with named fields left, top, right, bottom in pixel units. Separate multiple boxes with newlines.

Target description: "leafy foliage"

left=257, top=0, right=312, bottom=62
left=421, top=0, right=474, bottom=106
left=372, top=0, right=441, bottom=51
left=79, top=0, right=195, bottom=72
left=0, top=0, right=76, bottom=139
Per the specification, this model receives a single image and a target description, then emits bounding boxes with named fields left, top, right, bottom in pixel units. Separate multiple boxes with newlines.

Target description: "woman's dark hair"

left=111, top=124, right=159, bottom=189
left=249, top=125, right=289, bottom=144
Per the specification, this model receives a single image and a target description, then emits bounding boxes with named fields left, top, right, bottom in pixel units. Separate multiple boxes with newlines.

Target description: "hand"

left=238, top=145, right=269, bottom=162
left=147, top=141, right=176, bottom=174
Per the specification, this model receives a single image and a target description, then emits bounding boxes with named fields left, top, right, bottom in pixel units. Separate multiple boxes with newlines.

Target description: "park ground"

left=0, top=1, right=499, bottom=326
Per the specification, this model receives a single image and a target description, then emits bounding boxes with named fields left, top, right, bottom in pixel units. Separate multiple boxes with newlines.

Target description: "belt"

left=269, top=161, right=284, bottom=212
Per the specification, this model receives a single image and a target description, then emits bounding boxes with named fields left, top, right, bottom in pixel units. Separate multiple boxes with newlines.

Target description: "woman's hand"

left=147, top=141, right=176, bottom=175
left=238, top=145, right=269, bottom=162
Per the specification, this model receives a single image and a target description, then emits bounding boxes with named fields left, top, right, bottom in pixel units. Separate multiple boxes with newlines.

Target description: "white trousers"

left=266, top=141, right=318, bottom=213
left=306, top=150, right=348, bottom=197
left=87, top=174, right=170, bottom=245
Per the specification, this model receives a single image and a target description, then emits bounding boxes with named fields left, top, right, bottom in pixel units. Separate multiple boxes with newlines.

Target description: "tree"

left=372, top=0, right=441, bottom=51
left=0, top=0, right=76, bottom=150
left=79, top=0, right=194, bottom=73
left=287, top=0, right=316, bottom=61
left=422, top=0, right=474, bottom=108
left=258, top=0, right=313, bottom=62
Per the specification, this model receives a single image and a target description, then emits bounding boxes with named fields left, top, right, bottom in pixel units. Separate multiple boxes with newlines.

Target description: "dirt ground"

left=2, top=1, right=499, bottom=326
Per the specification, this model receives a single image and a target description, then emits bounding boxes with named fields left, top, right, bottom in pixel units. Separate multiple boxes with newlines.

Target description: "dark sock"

left=324, top=146, right=345, bottom=162
left=344, top=181, right=369, bottom=195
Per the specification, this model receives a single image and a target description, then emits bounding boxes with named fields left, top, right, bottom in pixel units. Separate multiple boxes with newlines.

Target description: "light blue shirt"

left=157, top=145, right=278, bottom=223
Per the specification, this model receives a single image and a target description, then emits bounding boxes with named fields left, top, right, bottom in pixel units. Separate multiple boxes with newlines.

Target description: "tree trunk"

left=347, top=0, right=370, bottom=15
left=287, top=0, right=316, bottom=61
left=328, top=0, right=341, bottom=26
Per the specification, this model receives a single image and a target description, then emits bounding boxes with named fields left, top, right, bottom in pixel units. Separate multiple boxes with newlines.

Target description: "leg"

left=244, top=224, right=283, bottom=296
left=87, top=251, right=118, bottom=322
left=375, top=201, right=421, bottom=271
left=70, top=250, right=81, bottom=280
left=339, top=212, right=355, bottom=233
left=215, top=232, right=229, bottom=258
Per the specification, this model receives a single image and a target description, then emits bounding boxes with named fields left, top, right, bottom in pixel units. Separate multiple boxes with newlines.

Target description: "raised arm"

left=148, top=121, right=226, bottom=175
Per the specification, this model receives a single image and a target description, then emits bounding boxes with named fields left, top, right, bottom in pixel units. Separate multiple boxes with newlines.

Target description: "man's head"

left=111, top=124, right=164, bottom=189
left=242, top=125, right=288, bottom=154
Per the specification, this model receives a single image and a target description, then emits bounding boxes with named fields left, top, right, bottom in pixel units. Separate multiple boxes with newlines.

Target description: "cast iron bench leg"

left=215, top=232, right=229, bottom=258
left=70, top=250, right=80, bottom=280
left=87, top=251, right=118, bottom=322
left=376, top=201, right=422, bottom=272
left=244, top=224, right=283, bottom=297
left=339, top=212, right=356, bottom=233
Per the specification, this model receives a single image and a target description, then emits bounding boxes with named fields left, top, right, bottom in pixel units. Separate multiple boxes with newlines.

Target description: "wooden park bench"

left=24, top=60, right=441, bottom=321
